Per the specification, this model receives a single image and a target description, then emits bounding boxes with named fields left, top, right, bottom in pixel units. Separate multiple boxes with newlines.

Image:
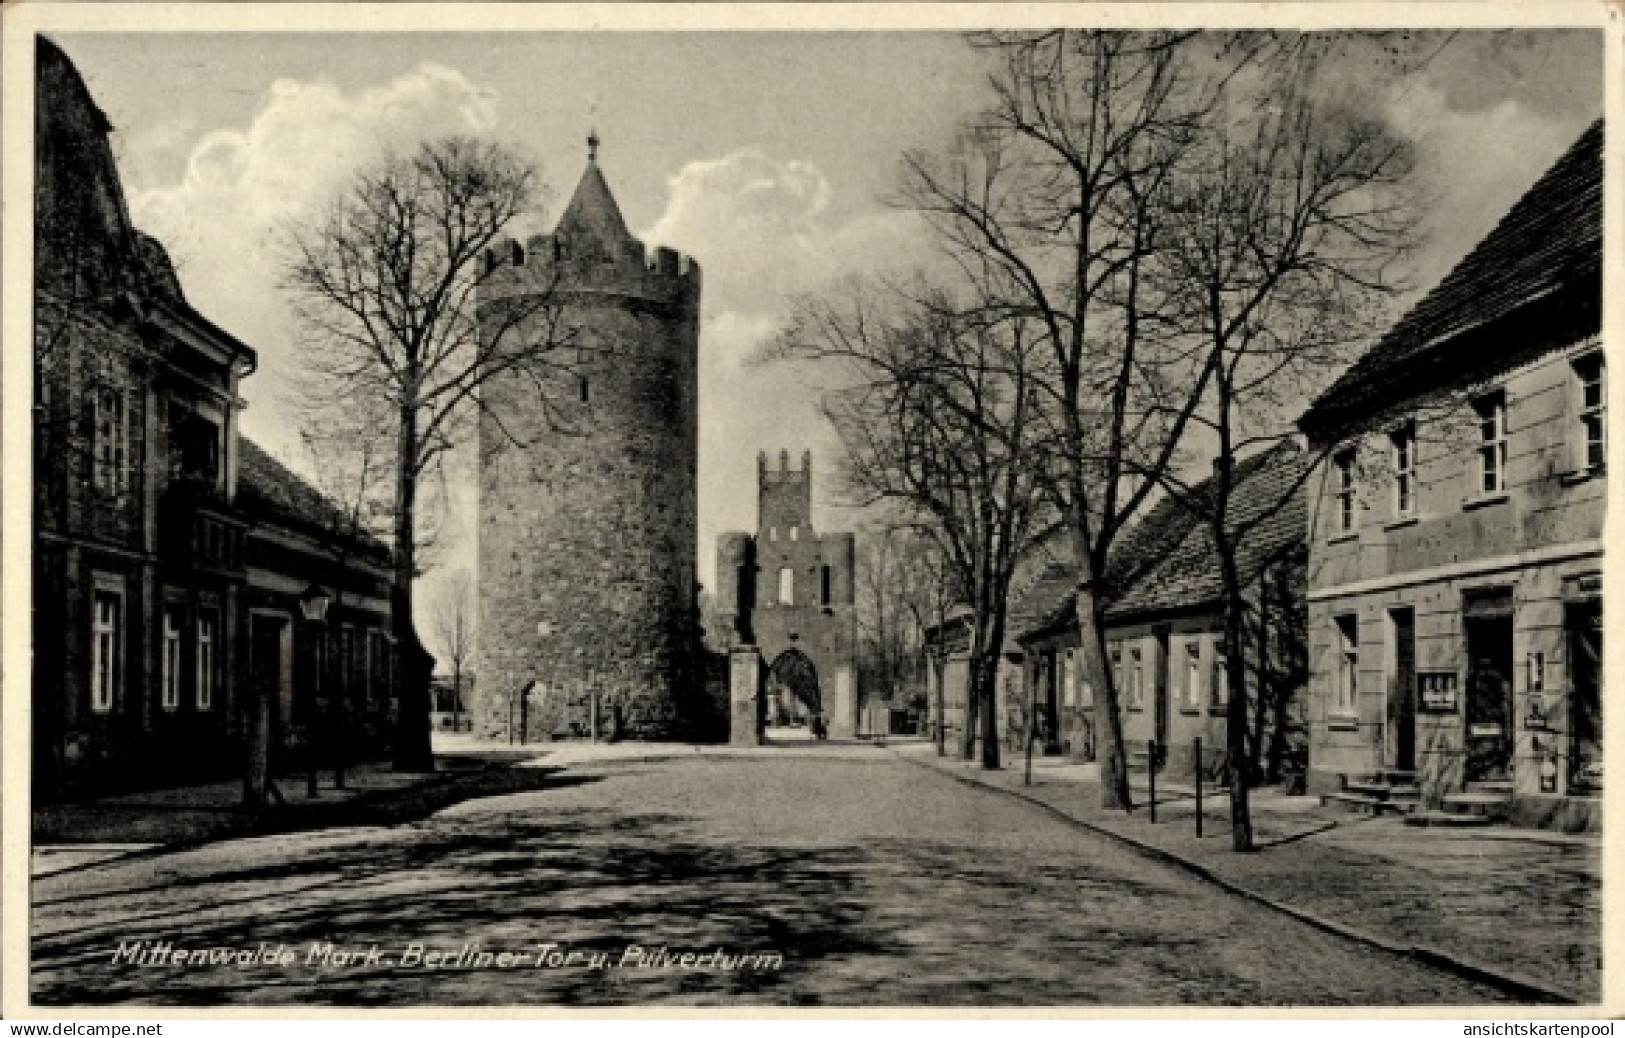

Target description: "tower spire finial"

left=587, top=128, right=600, bottom=163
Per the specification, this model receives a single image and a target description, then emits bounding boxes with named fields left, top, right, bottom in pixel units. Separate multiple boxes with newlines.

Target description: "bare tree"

left=283, top=136, right=572, bottom=772
left=901, top=31, right=1243, bottom=808
left=775, top=283, right=1051, bottom=769
left=431, top=570, right=476, bottom=731
left=1156, top=42, right=1418, bottom=849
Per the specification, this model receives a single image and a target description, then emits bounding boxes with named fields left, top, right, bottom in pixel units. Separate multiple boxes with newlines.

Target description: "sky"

left=49, top=29, right=1604, bottom=655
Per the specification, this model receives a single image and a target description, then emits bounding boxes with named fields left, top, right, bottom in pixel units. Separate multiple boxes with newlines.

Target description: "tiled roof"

left=1301, top=120, right=1602, bottom=435
left=1019, top=446, right=1309, bottom=642
left=557, top=157, right=632, bottom=245
left=237, top=438, right=390, bottom=560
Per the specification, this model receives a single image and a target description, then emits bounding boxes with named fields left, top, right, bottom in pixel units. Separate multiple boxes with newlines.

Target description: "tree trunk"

left=1249, top=574, right=1269, bottom=784
left=1224, top=583, right=1254, bottom=852
left=933, top=650, right=947, bottom=757
left=976, top=650, right=1001, bottom=770
left=391, top=405, right=436, bottom=773
left=1077, top=579, right=1132, bottom=811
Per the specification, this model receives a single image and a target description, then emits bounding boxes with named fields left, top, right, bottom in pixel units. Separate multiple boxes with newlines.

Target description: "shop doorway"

left=1387, top=608, right=1417, bottom=772
left=1568, top=600, right=1602, bottom=794
left=1463, top=591, right=1514, bottom=783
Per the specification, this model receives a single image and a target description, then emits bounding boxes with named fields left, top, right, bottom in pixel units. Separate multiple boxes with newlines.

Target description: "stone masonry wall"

left=475, top=242, right=700, bottom=741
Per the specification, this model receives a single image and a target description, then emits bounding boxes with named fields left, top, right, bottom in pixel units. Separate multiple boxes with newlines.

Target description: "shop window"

left=1334, top=449, right=1357, bottom=533
left=1128, top=647, right=1144, bottom=709
left=1185, top=641, right=1203, bottom=708
left=1474, top=391, right=1507, bottom=495
left=1575, top=352, right=1606, bottom=471
left=196, top=609, right=217, bottom=710
left=161, top=605, right=184, bottom=711
left=1391, top=423, right=1415, bottom=518
left=91, top=587, right=122, bottom=713
left=1334, top=615, right=1359, bottom=715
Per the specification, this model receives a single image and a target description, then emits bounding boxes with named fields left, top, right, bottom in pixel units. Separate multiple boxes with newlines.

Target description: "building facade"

left=475, top=136, right=704, bottom=741
left=1016, top=450, right=1309, bottom=783
left=32, top=38, right=399, bottom=797
left=715, top=452, right=859, bottom=739
left=1298, top=121, right=1603, bottom=831
left=237, top=439, right=400, bottom=772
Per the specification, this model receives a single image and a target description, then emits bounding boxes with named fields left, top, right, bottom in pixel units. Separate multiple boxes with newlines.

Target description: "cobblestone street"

left=33, top=747, right=1527, bottom=1007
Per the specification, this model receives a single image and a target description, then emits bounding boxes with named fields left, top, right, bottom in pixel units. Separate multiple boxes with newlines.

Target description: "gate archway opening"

left=765, top=649, right=821, bottom=730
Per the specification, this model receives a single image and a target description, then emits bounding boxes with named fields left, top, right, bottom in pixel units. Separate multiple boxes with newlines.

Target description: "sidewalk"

left=31, top=740, right=556, bottom=874
left=895, top=742, right=1601, bottom=1004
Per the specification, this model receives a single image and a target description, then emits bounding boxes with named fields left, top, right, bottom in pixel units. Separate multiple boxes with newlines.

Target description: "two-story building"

left=33, top=37, right=257, bottom=796
left=1298, top=121, right=1603, bottom=831
left=33, top=37, right=402, bottom=798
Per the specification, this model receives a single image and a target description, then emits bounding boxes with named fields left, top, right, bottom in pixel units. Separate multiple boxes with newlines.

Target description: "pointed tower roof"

left=556, top=130, right=631, bottom=244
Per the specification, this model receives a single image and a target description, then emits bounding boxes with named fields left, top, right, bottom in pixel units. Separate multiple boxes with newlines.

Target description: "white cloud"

left=639, top=150, right=931, bottom=586
left=127, top=63, right=499, bottom=458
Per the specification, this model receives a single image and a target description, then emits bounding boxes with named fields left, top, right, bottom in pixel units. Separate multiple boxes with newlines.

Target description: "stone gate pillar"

left=730, top=645, right=763, bottom=746
left=830, top=665, right=857, bottom=740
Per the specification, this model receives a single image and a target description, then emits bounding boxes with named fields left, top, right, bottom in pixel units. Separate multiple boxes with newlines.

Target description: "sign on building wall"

left=1418, top=670, right=1459, bottom=712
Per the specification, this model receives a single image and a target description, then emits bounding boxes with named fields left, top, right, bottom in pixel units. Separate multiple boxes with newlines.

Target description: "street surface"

left=32, top=746, right=1517, bottom=1006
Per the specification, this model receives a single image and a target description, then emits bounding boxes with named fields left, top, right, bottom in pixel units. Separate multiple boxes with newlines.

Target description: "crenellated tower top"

left=480, top=132, right=700, bottom=311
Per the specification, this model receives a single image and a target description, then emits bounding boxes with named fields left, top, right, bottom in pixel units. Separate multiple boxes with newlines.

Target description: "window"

left=1128, top=647, right=1144, bottom=709
left=1391, top=424, right=1415, bottom=518
left=1213, top=646, right=1229, bottom=709
left=1474, top=392, right=1507, bottom=495
left=1334, top=449, right=1357, bottom=533
left=91, top=589, right=122, bottom=713
left=820, top=565, right=831, bottom=607
left=1334, top=615, right=1359, bottom=715
left=578, top=376, right=590, bottom=403
left=1185, top=641, right=1203, bottom=708
left=1110, top=646, right=1122, bottom=703
left=1576, top=352, right=1606, bottom=470
left=777, top=567, right=794, bottom=606
left=161, top=605, right=183, bottom=711
left=790, top=526, right=799, bottom=541
left=93, top=386, right=129, bottom=494
left=1062, top=650, right=1077, bottom=707
left=769, top=526, right=778, bottom=542
left=196, top=610, right=216, bottom=710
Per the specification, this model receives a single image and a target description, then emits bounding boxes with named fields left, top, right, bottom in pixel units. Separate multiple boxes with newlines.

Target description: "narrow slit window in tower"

left=821, top=565, right=831, bottom=607
left=579, top=376, right=590, bottom=403
left=778, top=567, right=794, bottom=606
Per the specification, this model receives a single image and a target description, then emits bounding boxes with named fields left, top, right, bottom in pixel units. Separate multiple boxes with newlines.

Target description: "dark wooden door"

left=1390, top=608, right=1416, bottom=772
left=1153, top=628, right=1170, bottom=756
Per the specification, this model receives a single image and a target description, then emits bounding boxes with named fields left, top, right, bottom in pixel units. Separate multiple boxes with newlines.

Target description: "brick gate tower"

left=716, top=451, right=859, bottom=740
left=474, top=134, right=701, bottom=740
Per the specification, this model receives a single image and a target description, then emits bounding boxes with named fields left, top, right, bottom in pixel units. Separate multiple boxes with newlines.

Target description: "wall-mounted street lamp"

left=300, top=583, right=334, bottom=623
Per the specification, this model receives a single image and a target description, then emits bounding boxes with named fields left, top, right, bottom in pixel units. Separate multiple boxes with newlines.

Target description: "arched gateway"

left=766, top=649, right=820, bottom=727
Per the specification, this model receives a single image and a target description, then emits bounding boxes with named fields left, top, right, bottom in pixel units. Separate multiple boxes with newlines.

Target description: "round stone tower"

left=475, top=134, right=701, bottom=740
